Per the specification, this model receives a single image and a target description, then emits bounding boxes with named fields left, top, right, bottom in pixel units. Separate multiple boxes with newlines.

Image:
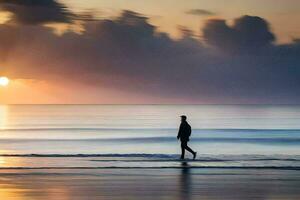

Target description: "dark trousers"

left=181, top=141, right=195, bottom=159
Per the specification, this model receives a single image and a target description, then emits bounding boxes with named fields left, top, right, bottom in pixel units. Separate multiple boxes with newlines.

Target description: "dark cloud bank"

left=0, top=1, right=299, bottom=103
left=0, top=0, right=75, bottom=24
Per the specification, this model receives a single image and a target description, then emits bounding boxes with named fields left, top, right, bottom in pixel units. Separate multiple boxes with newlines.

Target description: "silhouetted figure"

left=177, top=115, right=196, bottom=160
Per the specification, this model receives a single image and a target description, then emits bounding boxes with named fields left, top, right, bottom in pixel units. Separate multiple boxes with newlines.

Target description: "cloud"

left=0, top=0, right=75, bottom=25
left=0, top=11, right=300, bottom=103
left=185, top=9, right=216, bottom=16
left=203, top=15, right=275, bottom=53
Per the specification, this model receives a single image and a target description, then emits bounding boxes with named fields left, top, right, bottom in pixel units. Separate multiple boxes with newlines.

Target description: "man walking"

left=177, top=115, right=196, bottom=160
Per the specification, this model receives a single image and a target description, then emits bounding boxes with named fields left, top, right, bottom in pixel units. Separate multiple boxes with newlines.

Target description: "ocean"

left=0, top=104, right=299, bottom=169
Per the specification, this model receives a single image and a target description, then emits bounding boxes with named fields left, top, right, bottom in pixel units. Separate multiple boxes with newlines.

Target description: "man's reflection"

left=180, top=161, right=192, bottom=200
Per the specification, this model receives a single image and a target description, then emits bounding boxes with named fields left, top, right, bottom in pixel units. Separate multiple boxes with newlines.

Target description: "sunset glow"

left=0, top=0, right=299, bottom=104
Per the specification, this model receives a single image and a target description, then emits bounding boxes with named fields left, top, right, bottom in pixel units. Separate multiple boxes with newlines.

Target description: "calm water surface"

left=0, top=105, right=299, bottom=168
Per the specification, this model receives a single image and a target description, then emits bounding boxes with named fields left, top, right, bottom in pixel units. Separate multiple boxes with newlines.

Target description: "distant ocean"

left=0, top=105, right=299, bottom=169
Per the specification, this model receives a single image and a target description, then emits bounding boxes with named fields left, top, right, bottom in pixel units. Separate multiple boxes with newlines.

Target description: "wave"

left=1, top=128, right=300, bottom=132
left=0, top=166, right=299, bottom=170
left=105, top=137, right=300, bottom=143
left=0, top=154, right=299, bottom=170
left=0, top=137, right=299, bottom=144
left=0, top=153, right=299, bottom=161
left=0, top=153, right=178, bottom=158
left=90, top=158, right=300, bottom=162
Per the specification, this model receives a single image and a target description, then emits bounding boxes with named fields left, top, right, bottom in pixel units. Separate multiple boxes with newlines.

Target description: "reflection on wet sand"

left=180, top=161, right=191, bottom=200
left=0, top=168, right=299, bottom=200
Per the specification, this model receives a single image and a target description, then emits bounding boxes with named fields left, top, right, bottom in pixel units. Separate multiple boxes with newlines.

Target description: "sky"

left=0, top=0, right=299, bottom=104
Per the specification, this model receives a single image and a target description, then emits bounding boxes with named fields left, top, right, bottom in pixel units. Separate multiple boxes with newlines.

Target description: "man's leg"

left=184, top=144, right=195, bottom=155
left=181, top=142, right=186, bottom=159
left=183, top=142, right=196, bottom=159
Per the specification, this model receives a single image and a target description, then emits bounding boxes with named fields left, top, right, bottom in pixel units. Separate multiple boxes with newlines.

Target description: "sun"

left=0, top=77, right=9, bottom=87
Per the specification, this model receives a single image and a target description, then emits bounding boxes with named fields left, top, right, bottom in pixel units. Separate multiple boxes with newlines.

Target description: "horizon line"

left=1, top=103, right=300, bottom=106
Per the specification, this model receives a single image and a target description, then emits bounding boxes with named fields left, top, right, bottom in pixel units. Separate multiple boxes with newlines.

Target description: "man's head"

left=180, top=115, right=187, bottom=122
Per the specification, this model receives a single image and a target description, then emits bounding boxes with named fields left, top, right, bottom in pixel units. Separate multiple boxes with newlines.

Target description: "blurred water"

left=0, top=105, right=299, bottom=168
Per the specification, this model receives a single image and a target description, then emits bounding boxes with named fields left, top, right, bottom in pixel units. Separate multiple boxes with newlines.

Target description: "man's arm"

left=177, top=124, right=182, bottom=140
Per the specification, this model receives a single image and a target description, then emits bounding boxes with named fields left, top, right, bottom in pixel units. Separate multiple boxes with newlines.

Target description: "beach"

left=0, top=167, right=299, bottom=200
left=0, top=154, right=299, bottom=200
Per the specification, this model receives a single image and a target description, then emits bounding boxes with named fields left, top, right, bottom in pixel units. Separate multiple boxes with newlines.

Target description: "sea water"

left=0, top=105, right=299, bottom=169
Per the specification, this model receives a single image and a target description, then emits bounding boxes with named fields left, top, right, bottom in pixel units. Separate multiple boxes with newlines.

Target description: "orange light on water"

left=0, top=105, right=8, bottom=130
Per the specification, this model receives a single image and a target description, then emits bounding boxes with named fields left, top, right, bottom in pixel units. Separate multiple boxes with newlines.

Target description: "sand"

left=0, top=167, right=299, bottom=200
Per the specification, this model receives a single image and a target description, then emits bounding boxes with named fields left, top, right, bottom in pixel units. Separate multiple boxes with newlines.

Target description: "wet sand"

left=0, top=167, right=299, bottom=200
